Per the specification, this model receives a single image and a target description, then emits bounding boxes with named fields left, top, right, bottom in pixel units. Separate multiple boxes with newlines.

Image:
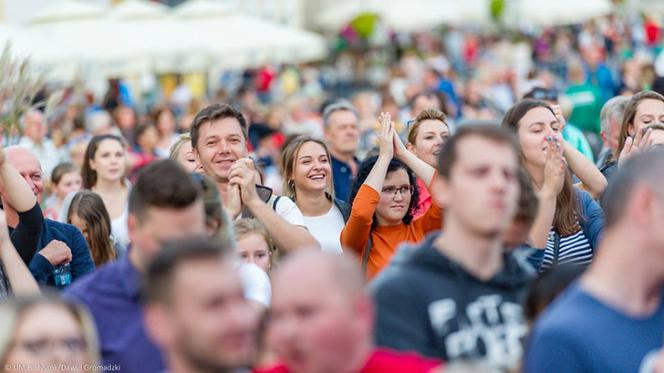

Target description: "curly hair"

left=348, top=156, right=420, bottom=227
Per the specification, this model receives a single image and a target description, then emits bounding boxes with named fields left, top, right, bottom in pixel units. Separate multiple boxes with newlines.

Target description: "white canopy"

left=314, top=0, right=491, bottom=32
left=505, top=0, right=613, bottom=28
left=3, top=0, right=327, bottom=80
left=173, top=0, right=327, bottom=69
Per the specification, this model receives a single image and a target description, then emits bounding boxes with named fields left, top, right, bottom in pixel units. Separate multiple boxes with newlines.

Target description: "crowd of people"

left=1, top=12, right=664, bottom=373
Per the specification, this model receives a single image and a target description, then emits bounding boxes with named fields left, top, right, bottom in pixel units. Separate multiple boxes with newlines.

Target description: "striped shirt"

left=540, top=229, right=593, bottom=272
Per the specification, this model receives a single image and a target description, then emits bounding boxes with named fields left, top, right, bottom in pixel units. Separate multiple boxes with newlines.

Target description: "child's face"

left=55, top=172, right=82, bottom=199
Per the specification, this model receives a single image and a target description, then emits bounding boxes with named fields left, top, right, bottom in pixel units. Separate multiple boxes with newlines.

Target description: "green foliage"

left=0, top=44, right=45, bottom=142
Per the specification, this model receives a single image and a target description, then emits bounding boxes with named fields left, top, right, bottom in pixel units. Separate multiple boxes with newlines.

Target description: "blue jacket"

left=28, top=219, right=95, bottom=287
left=577, top=189, right=604, bottom=252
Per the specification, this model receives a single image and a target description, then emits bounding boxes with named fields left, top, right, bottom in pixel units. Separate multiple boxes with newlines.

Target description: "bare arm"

left=563, top=141, right=607, bottom=198
left=393, top=129, right=435, bottom=186
left=529, top=138, right=565, bottom=248
left=0, top=211, right=39, bottom=295
left=551, top=104, right=606, bottom=197
left=0, top=146, right=37, bottom=212
left=245, top=199, right=320, bottom=252
left=230, top=158, right=320, bottom=252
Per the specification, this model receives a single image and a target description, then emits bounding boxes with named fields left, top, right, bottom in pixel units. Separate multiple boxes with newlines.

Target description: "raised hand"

left=229, top=158, right=260, bottom=207
left=377, top=112, right=394, bottom=160
left=541, top=136, right=566, bottom=199
left=550, top=104, right=567, bottom=130
left=619, top=127, right=652, bottom=167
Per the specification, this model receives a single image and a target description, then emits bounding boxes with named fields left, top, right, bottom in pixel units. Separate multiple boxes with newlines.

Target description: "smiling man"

left=190, top=103, right=318, bottom=253
left=371, top=125, right=534, bottom=371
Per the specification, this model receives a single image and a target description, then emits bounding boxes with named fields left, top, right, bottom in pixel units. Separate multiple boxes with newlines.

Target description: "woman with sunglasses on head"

left=405, top=108, right=450, bottom=219
left=280, top=136, right=348, bottom=253
left=502, top=99, right=606, bottom=272
left=341, top=113, right=442, bottom=279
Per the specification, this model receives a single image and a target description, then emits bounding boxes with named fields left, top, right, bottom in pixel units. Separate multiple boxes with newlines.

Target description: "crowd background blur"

left=0, top=0, right=662, bottom=201
left=1, top=1, right=664, bottom=372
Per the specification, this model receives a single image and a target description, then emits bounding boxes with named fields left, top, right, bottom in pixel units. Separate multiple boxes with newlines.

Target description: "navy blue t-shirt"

left=525, top=282, right=664, bottom=372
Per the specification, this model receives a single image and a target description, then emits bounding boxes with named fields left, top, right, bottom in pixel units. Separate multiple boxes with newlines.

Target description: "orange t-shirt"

left=340, top=181, right=442, bottom=279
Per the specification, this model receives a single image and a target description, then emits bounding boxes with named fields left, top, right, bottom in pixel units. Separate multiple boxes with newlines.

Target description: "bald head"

left=268, top=252, right=374, bottom=373
left=3, top=146, right=43, bottom=201
left=273, top=252, right=366, bottom=302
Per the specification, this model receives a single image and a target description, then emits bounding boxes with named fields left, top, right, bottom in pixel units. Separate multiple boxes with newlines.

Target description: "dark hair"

left=602, top=147, right=664, bottom=227
left=524, top=264, right=584, bottom=322
left=502, top=100, right=581, bottom=236
left=81, top=134, right=126, bottom=189
left=190, top=103, right=248, bottom=150
left=66, top=191, right=117, bottom=266
left=142, top=236, right=231, bottom=304
left=437, top=124, right=519, bottom=178
left=190, top=173, right=233, bottom=245
left=348, top=156, right=419, bottom=226
left=134, top=123, right=156, bottom=144
left=51, top=162, right=78, bottom=185
left=409, top=89, right=447, bottom=115
left=128, top=159, right=202, bottom=221
left=616, top=90, right=664, bottom=159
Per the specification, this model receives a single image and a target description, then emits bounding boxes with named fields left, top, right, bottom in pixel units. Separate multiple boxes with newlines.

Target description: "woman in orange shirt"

left=341, top=112, right=442, bottom=279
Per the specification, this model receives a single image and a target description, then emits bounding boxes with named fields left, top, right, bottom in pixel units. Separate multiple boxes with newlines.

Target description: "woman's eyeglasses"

left=381, top=185, right=414, bottom=197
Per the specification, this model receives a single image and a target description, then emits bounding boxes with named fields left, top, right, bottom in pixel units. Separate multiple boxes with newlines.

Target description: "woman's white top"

left=111, top=206, right=130, bottom=253
left=302, top=203, right=345, bottom=254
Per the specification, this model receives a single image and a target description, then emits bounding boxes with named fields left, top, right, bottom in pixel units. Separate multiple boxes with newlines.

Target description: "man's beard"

left=178, top=333, right=251, bottom=373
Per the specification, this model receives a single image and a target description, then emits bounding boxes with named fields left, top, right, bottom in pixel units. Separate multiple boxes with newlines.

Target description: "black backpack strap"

left=272, top=195, right=282, bottom=211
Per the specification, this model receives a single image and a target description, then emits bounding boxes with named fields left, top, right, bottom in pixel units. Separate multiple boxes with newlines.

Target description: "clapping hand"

left=541, top=136, right=566, bottom=199
left=619, top=127, right=652, bottom=167
left=377, top=112, right=395, bottom=160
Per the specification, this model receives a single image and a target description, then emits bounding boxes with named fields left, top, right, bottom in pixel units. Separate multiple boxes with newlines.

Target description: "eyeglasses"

left=381, top=185, right=414, bottom=197
left=13, top=337, right=87, bottom=355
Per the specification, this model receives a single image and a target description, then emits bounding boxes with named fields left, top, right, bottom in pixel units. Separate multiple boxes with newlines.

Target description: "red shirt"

left=255, top=348, right=442, bottom=373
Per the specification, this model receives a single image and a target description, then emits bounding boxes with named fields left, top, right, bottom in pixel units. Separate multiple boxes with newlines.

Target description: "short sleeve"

left=274, top=197, right=305, bottom=227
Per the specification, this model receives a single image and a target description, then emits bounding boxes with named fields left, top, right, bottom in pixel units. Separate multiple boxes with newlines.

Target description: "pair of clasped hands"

left=225, top=157, right=263, bottom=218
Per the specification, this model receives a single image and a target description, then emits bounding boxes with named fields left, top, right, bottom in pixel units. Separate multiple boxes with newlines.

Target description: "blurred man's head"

left=504, top=167, right=539, bottom=249
left=434, top=125, right=521, bottom=240
left=599, top=96, right=629, bottom=158
left=323, top=100, right=360, bottom=158
left=268, top=252, right=373, bottom=373
left=602, top=148, right=664, bottom=261
left=128, top=160, right=205, bottom=267
left=190, top=104, right=249, bottom=184
left=2, top=146, right=44, bottom=207
left=22, top=110, right=46, bottom=143
left=410, top=90, right=443, bottom=118
left=143, top=237, right=258, bottom=373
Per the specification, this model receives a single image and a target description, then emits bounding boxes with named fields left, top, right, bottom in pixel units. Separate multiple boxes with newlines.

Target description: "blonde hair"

left=169, top=134, right=192, bottom=160
left=280, top=136, right=335, bottom=200
left=407, top=108, right=449, bottom=145
left=234, top=218, right=277, bottom=268
left=0, top=295, right=100, bottom=366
